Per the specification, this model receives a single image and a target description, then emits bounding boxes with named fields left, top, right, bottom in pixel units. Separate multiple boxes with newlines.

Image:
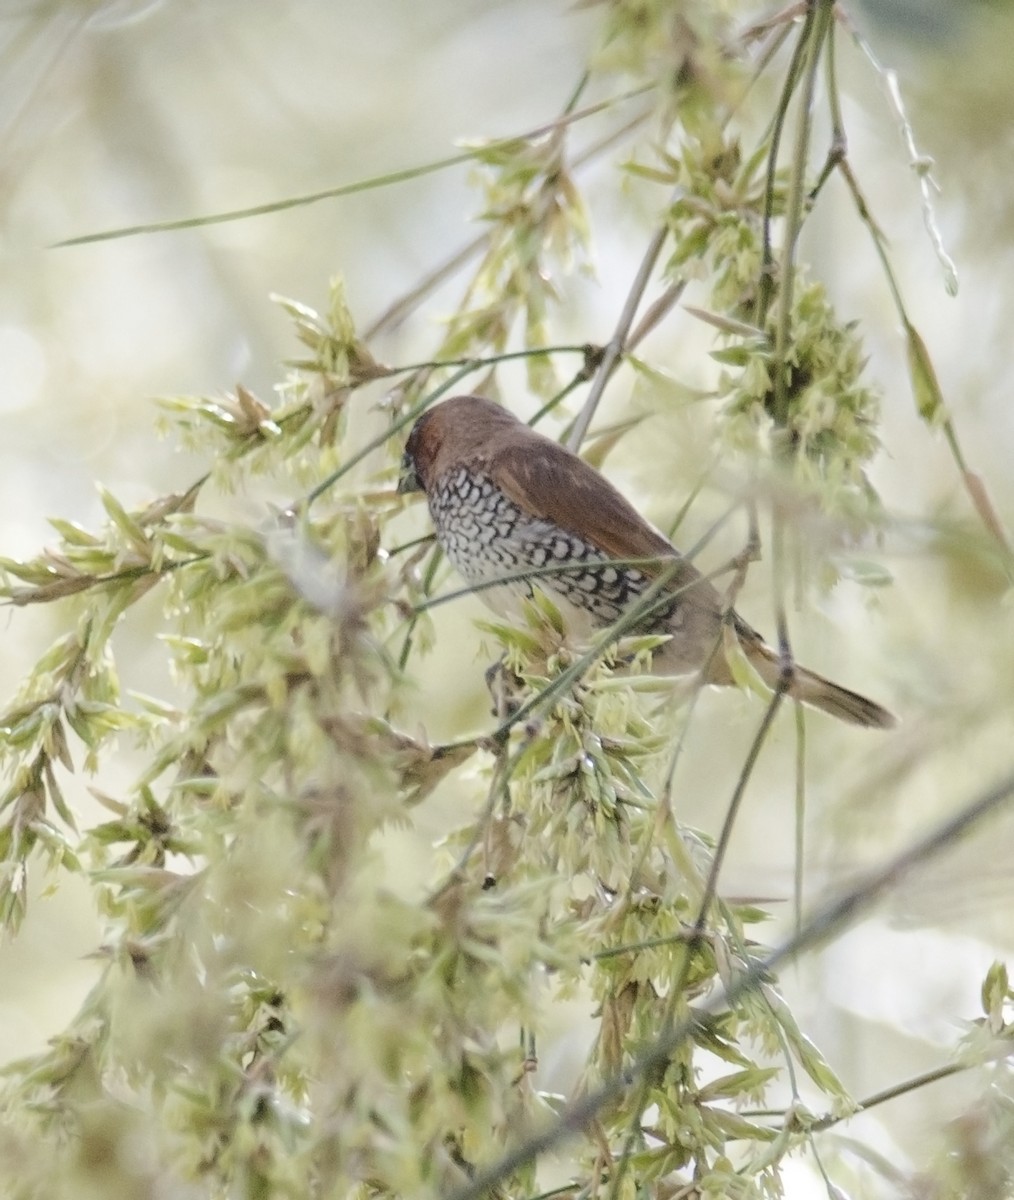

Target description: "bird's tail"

left=744, top=640, right=896, bottom=730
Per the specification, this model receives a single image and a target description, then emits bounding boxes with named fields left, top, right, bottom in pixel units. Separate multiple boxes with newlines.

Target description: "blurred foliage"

left=0, top=2, right=1012, bottom=1199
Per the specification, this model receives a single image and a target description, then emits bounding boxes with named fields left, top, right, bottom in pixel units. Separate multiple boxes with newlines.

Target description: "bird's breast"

left=427, top=467, right=671, bottom=634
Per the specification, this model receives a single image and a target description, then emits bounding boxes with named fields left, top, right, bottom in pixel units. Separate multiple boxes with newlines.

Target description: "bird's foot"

left=485, top=657, right=525, bottom=721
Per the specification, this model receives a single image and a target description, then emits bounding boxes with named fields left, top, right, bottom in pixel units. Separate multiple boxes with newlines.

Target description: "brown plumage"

left=398, top=395, right=895, bottom=729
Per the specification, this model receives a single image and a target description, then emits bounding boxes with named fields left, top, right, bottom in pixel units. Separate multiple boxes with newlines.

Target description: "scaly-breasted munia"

left=398, top=395, right=894, bottom=729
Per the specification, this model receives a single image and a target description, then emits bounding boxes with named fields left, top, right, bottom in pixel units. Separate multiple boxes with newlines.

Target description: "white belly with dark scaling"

left=428, top=467, right=657, bottom=636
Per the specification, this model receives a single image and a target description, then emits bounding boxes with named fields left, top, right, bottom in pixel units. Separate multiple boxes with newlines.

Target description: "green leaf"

left=710, top=345, right=753, bottom=367
left=760, top=986, right=853, bottom=1106
left=704, top=1106, right=778, bottom=1143
left=982, top=960, right=1010, bottom=1032
left=697, top=1067, right=779, bottom=1103
left=96, top=484, right=149, bottom=555
left=47, top=518, right=101, bottom=546
left=905, top=320, right=946, bottom=425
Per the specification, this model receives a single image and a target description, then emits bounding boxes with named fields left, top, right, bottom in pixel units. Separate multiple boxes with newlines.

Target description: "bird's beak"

left=397, top=457, right=422, bottom=495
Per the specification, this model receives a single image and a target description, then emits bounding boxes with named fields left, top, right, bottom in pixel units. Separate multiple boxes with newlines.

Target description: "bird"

left=397, top=395, right=895, bottom=729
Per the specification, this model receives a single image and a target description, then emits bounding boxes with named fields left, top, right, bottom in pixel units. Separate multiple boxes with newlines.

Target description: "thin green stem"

left=408, top=555, right=675, bottom=616
left=54, top=87, right=651, bottom=248
left=793, top=698, right=806, bottom=937
left=748, top=1057, right=1005, bottom=1132
left=397, top=546, right=443, bottom=673
left=771, top=0, right=834, bottom=428
left=381, top=344, right=591, bottom=381
left=565, top=222, right=670, bottom=452
left=757, top=3, right=817, bottom=327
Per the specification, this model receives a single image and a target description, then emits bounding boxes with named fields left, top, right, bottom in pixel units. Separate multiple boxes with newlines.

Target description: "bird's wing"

left=493, top=437, right=713, bottom=598
left=493, top=432, right=771, bottom=683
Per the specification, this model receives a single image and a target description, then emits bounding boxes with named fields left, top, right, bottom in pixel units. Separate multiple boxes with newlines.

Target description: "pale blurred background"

left=2, top=0, right=1014, bottom=1193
